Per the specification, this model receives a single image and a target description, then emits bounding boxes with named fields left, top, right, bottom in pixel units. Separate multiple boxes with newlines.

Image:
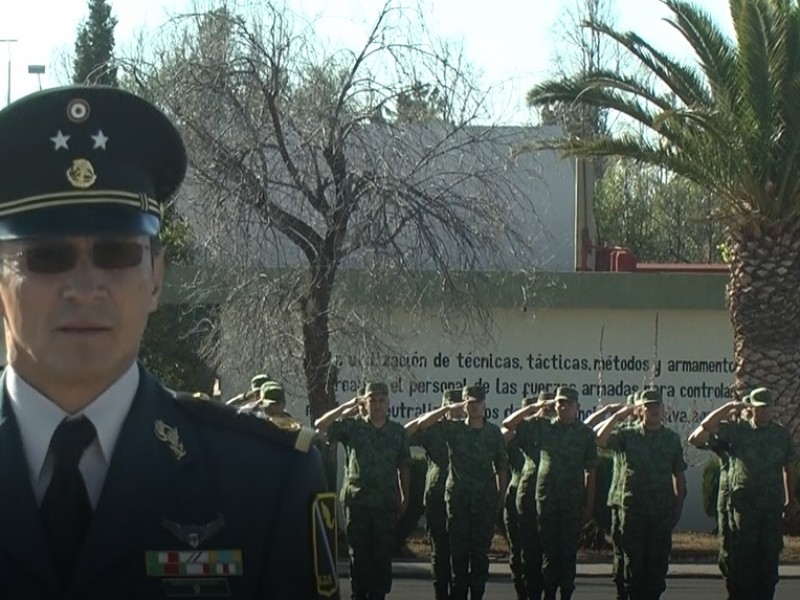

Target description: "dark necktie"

left=40, top=415, right=97, bottom=586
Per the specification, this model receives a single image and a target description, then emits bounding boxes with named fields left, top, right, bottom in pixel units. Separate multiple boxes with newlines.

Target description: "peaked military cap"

left=0, top=85, right=186, bottom=238
left=747, top=387, right=773, bottom=407
left=636, top=388, right=662, bottom=405
left=364, top=381, right=389, bottom=396
left=259, top=380, right=286, bottom=405
left=441, top=388, right=462, bottom=405
left=250, top=373, right=272, bottom=391
left=555, top=386, right=579, bottom=403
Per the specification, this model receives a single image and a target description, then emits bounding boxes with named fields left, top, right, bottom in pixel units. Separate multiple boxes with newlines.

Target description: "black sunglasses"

left=16, top=240, right=148, bottom=274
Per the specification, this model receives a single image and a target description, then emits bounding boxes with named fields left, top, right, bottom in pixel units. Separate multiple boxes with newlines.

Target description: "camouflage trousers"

left=716, top=495, right=731, bottom=590
left=517, top=486, right=543, bottom=600
left=610, top=507, right=625, bottom=600
left=728, top=504, right=782, bottom=600
left=425, top=492, right=451, bottom=599
left=503, top=482, right=526, bottom=599
left=537, top=503, right=581, bottom=595
left=344, top=505, right=396, bottom=595
left=448, top=492, right=497, bottom=600
left=619, top=510, right=672, bottom=599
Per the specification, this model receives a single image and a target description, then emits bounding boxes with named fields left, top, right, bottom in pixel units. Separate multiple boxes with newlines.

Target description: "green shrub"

left=396, top=454, right=428, bottom=551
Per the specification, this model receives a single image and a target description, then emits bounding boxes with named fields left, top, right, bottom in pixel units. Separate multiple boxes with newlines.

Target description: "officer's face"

left=556, top=398, right=578, bottom=423
left=641, top=402, right=663, bottom=427
left=263, top=401, right=286, bottom=417
left=466, top=398, right=485, bottom=419
left=752, top=404, right=772, bottom=426
left=0, top=235, right=163, bottom=397
left=365, top=393, right=389, bottom=420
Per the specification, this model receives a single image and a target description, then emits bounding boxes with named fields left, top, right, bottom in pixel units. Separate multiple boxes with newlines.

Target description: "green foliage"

left=396, top=454, right=429, bottom=551
left=73, top=0, right=118, bottom=86
left=139, top=206, right=218, bottom=392
left=527, top=0, right=800, bottom=225
left=594, top=159, right=725, bottom=262
left=702, top=457, right=721, bottom=520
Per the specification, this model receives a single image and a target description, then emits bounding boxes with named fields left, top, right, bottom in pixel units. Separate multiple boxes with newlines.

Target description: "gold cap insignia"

left=66, top=158, right=97, bottom=189
left=154, top=419, right=187, bottom=460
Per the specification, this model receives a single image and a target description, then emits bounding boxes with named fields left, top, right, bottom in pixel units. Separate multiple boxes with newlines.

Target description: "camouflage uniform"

left=710, top=389, right=797, bottom=600
left=701, top=434, right=733, bottom=594
left=442, top=406, right=508, bottom=600
left=408, top=418, right=452, bottom=600
left=516, top=388, right=597, bottom=600
left=606, top=403, right=687, bottom=600
left=608, top=394, right=637, bottom=600
left=327, top=415, right=411, bottom=598
left=514, top=405, right=551, bottom=600
left=504, top=433, right=527, bottom=600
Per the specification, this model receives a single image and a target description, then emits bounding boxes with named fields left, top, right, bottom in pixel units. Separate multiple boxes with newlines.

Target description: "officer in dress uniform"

left=0, top=85, right=337, bottom=599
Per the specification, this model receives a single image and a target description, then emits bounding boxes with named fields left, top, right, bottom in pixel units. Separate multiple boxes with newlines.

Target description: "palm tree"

left=527, top=0, right=800, bottom=439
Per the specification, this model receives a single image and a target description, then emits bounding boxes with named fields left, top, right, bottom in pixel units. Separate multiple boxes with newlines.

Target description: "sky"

left=0, top=0, right=734, bottom=123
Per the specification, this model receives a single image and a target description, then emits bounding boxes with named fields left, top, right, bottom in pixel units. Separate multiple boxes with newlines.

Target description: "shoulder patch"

left=171, top=391, right=314, bottom=453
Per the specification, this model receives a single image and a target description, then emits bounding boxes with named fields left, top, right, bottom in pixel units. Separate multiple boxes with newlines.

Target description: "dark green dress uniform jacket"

left=0, top=367, right=335, bottom=600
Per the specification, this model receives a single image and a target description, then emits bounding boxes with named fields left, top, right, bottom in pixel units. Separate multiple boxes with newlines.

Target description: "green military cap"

left=462, top=384, right=486, bottom=402
left=538, top=391, right=555, bottom=402
left=441, top=388, right=462, bottom=405
left=0, top=86, right=186, bottom=238
left=250, top=373, right=272, bottom=391
left=364, top=381, right=389, bottom=396
left=259, top=381, right=286, bottom=405
left=747, top=387, right=773, bottom=407
left=636, top=388, right=662, bottom=405
left=555, top=386, right=579, bottom=403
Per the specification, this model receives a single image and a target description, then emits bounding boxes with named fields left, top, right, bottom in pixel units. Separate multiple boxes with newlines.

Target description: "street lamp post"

left=0, top=39, right=19, bottom=106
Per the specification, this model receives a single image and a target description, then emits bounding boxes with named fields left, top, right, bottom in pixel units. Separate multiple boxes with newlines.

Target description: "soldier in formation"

left=503, top=386, right=597, bottom=600
left=315, top=382, right=412, bottom=600
left=405, top=388, right=465, bottom=600
left=596, top=388, right=687, bottom=600
left=413, top=384, right=508, bottom=600
left=689, top=387, right=797, bottom=600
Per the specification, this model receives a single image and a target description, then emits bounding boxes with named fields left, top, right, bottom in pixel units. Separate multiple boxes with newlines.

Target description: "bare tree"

left=122, top=0, right=541, bottom=421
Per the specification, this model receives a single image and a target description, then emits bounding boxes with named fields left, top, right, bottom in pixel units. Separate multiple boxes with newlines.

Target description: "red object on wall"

left=595, top=245, right=612, bottom=271
left=611, top=248, right=637, bottom=272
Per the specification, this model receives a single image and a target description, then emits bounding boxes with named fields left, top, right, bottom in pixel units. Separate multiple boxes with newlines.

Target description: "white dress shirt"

left=7, top=362, right=139, bottom=508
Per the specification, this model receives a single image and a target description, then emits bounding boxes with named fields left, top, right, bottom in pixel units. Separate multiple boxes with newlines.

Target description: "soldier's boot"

left=469, top=583, right=486, bottom=600
left=433, top=582, right=450, bottom=600
left=513, top=579, right=527, bottom=600
left=528, top=585, right=544, bottom=600
left=614, top=577, right=627, bottom=600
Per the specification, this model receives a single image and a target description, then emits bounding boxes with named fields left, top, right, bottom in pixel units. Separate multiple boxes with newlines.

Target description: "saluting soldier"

left=689, top=388, right=797, bottom=600
left=316, top=381, right=411, bottom=600
left=502, top=396, right=532, bottom=600
left=415, top=384, right=508, bottom=600
left=504, top=386, right=596, bottom=600
left=0, top=86, right=336, bottom=598
left=405, top=388, right=465, bottom=600
left=501, top=392, right=553, bottom=600
left=585, top=394, right=637, bottom=600
left=596, top=388, right=687, bottom=600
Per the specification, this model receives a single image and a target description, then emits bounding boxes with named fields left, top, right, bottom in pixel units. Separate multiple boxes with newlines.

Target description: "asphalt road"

left=339, top=577, right=800, bottom=599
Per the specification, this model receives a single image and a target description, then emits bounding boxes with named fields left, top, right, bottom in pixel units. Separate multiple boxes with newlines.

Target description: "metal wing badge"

left=162, top=514, right=225, bottom=549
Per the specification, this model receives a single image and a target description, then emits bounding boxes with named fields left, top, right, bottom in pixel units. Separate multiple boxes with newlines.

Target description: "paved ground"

left=336, top=559, right=800, bottom=580
left=338, top=577, right=800, bottom=599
